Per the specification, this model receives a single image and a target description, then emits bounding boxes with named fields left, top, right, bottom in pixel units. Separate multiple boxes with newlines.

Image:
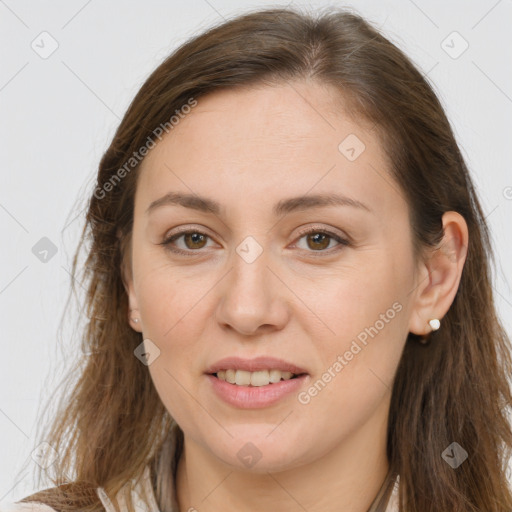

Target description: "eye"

left=160, top=229, right=216, bottom=256
left=293, top=227, right=350, bottom=255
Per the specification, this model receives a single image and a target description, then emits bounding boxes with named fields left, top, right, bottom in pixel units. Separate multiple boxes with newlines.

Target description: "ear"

left=408, top=211, right=469, bottom=336
left=118, top=229, right=143, bottom=333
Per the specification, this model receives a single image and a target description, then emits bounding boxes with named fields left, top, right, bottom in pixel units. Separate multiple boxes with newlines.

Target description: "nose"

left=215, top=246, right=290, bottom=336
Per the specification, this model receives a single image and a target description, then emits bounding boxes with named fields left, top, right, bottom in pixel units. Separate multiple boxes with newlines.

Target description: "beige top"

left=1, top=422, right=399, bottom=512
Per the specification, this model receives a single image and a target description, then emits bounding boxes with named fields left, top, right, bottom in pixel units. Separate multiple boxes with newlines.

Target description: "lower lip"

left=206, top=374, right=309, bottom=409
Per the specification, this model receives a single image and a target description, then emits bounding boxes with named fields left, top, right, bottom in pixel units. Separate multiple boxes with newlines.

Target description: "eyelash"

left=159, top=226, right=350, bottom=257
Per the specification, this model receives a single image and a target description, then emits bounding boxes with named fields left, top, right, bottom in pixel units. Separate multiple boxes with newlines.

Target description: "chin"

left=206, top=424, right=311, bottom=474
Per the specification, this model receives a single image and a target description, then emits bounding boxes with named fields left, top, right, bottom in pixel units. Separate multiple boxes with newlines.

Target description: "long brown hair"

left=17, top=6, right=512, bottom=511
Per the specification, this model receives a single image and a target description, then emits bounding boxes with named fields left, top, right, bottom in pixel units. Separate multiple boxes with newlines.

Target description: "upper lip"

left=205, top=356, right=309, bottom=375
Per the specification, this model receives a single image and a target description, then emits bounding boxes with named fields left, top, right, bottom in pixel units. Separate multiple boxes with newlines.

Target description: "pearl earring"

left=131, top=317, right=139, bottom=323
left=428, top=318, right=440, bottom=331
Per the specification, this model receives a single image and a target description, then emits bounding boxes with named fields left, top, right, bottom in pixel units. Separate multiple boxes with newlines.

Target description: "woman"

left=4, top=6, right=511, bottom=512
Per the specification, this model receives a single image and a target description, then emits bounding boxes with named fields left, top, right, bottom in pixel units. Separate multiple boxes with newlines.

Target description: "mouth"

left=208, top=369, right=308, bottom=387
left=205, top=359, right=310, bottom=408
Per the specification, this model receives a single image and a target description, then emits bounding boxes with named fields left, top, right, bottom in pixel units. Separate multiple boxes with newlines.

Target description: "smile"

left=213, top=369, right=302, bottom=387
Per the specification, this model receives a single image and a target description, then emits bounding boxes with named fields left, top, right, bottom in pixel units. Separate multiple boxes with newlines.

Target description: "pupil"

left=187, top=233, right=205, bottom=248
left=308, top=233, right=329, bottom=250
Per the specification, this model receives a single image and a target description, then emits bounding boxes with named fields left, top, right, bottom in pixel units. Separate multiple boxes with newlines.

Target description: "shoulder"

left=1, top=481, right=106, bottom=512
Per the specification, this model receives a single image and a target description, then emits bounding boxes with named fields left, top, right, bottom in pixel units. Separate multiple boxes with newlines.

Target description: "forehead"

left=136, top=81, right=402, bottom=219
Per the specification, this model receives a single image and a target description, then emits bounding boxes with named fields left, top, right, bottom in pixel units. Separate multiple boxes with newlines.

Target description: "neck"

left=176, top=400, right=390, bottom=512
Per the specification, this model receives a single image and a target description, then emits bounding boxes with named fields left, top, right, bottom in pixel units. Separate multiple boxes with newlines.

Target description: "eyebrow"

left=145, top=191, right=373, bottom=217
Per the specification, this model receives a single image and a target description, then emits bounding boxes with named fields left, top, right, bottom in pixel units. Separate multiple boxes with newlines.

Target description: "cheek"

left=136, top=268, right=209, bottom=429
left=301, top=304, right=405, bottom=443
left=134, top=256, right=207, bottom=343
left=305, top=257, right=406, bottom=350
left=301, top=255, right=409, bottom=412
left=134, top=262, right=210, bottom=393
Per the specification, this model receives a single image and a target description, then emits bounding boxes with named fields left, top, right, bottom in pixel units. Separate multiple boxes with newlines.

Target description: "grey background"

left=1, top=0, right=511, bottom=501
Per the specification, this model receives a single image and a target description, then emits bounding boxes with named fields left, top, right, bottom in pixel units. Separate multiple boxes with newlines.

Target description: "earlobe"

left=125, top=277, right=142, bottom=333
left=127, top=284, right=143, bottom=332
left=129, top=308, right=142, bottom=331
left=408, top=211, right=469, bottom=337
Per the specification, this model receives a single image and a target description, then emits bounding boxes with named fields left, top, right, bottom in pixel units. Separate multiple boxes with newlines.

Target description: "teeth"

left=269, top=369, right=284, bottom=383
left=236, top=370, right=251, bottom=386
left=216, top=369, right=296, bottom=386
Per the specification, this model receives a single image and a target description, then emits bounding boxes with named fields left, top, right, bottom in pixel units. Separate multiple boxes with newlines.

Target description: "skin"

left=123, top=79, right=468, bottom=512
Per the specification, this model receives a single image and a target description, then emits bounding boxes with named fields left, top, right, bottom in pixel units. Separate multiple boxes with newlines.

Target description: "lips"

left=206, top=372, right=309, bottom=409
left=204, top=356, right=309, bottom=376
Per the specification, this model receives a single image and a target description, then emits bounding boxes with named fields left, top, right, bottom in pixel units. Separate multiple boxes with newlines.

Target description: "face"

left=125, top=80, right=421, bottom=473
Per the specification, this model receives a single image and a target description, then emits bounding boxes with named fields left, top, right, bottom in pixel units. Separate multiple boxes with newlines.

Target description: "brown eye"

left=294, top=228, right=350, bottom=254
left=305, top=232, right=331, bottom=251
left=161, top=230, right=214, bottom=255
left=182, top=232, right=207, bottom=249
